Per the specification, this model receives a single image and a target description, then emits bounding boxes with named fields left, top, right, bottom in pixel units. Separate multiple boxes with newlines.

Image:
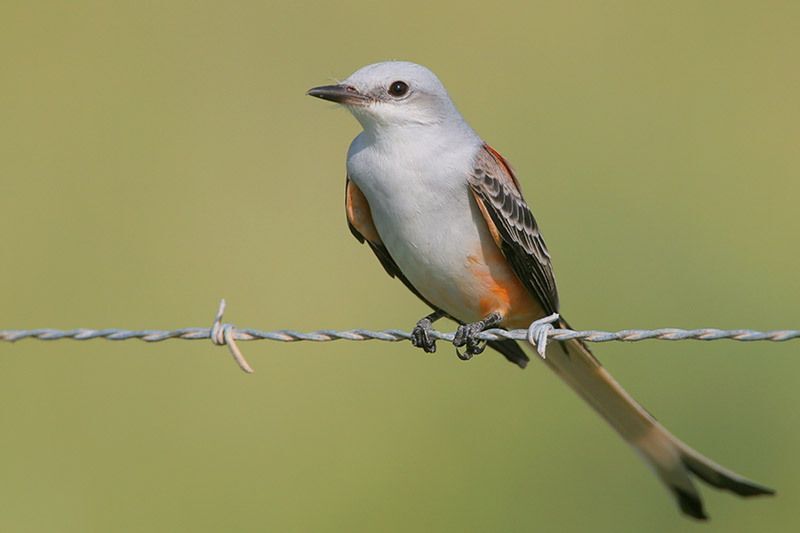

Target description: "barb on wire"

left=527, top=313, right=560, bottom=359
left=1, top=299, right=798, bottom=373
left=210, top=299, right=253, bottom=374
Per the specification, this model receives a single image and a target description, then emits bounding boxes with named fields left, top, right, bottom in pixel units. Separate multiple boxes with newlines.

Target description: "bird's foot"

left=410, top=310, right=445, bottom=353
left=453, top=312, right=502, bottom=360
left=411, top=317, right=438, bottom=353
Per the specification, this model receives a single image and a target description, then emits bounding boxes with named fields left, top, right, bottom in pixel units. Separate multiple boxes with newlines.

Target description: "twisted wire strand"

left=1, top=300, right=797, bottom=373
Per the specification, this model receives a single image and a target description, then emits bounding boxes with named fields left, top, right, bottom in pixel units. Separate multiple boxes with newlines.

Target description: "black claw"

left=452, top=313, right=502, bottom=360
left=455, top=346, right=473, bottom=360
left=411, top=317, right=437, bottom=353
left=453, top=321, right=488, bottom=358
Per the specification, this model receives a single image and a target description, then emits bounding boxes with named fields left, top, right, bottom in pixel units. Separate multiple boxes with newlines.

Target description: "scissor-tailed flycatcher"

left=308, top=61, right=773, bottom=519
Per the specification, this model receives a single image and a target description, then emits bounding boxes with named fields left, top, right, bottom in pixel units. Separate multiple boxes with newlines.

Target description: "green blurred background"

left=1, top=1, right=798, bottom=531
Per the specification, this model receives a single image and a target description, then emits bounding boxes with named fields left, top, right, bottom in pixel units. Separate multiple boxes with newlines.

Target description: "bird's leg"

left=411, top=309, right=446, bottom=353
left=453, top=312, right=503, bottom=360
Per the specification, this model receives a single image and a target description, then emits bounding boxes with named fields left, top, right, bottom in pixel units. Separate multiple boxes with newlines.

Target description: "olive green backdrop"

left=1, top=1, right=798, bottom=532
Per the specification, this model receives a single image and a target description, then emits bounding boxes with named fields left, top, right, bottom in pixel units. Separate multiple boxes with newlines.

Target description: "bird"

left=307, top=61, right=774, bottom=519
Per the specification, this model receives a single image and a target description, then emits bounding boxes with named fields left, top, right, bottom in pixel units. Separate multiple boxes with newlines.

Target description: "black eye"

left=388, top=80, right=409, bottom=97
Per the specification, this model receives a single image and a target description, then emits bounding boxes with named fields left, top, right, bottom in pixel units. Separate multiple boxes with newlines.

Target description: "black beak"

left=306, top=84, right=369, bottom=105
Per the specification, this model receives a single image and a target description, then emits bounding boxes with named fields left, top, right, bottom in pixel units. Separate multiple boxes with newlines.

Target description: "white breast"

left=346, top=127, right=504, bottom=322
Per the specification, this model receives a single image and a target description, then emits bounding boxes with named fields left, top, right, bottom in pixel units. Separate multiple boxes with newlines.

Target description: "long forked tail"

left=545, top=332, right=774, bottom=520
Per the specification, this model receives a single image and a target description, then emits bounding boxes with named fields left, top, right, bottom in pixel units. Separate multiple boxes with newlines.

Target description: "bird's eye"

left=388, top=81, right=409, bottom=97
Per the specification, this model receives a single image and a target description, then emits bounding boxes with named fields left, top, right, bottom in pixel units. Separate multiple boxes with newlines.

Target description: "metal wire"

left=1, top=299, right=797, bottom=373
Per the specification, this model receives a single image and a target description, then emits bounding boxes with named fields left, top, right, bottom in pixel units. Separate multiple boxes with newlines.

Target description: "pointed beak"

left=306, top=84, right=370, bottom=106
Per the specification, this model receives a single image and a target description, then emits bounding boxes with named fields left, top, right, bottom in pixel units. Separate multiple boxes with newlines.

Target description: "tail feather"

left=545, top=331, right=773, bottom=520
left=678, top=444, right=776, bottom=497
left=673, top=486, right=707, bottom=520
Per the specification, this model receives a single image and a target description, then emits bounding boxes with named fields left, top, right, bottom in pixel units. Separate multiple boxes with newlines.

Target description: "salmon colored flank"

left=345, top=180, right=381, bottom=244
left=483, top=143, right=522, bottom=191
left=464, top=242, right=544, bottom=329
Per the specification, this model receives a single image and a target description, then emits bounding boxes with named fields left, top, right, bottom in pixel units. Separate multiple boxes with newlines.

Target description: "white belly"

left=346, top=131, right=537, bottom=324
left=369, top=179, right=485, bottom=318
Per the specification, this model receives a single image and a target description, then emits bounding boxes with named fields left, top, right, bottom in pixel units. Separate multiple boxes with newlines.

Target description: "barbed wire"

left=1, top=300, right=797, bottom=373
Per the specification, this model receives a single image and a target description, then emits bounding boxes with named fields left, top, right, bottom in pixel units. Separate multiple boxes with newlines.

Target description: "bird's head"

left=307, top=61, right=461, bottom=131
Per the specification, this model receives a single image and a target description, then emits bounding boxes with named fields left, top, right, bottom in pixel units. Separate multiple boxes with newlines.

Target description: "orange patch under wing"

left=346, top=180, right=381, bottom=244
left=478, top=280, right=511, bottom=318
left=466, top=241, right=545, bottom=327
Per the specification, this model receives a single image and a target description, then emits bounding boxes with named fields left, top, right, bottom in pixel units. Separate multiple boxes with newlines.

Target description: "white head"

left=307, top=61, right=465, bottom=132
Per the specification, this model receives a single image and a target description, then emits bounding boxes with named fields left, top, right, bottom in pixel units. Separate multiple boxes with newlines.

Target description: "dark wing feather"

left=345, top=177, right=529, bottom=368
left=469, top=145, right=560, bottom=315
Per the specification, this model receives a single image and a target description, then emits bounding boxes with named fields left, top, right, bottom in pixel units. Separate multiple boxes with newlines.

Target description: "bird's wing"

left=345, top=176, right=529, bottom=368
left=468, top=144, right=560, bottom=315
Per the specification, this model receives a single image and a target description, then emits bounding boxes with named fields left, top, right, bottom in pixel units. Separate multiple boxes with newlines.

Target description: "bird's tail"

left=545, top=332, right=774, bottom=520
